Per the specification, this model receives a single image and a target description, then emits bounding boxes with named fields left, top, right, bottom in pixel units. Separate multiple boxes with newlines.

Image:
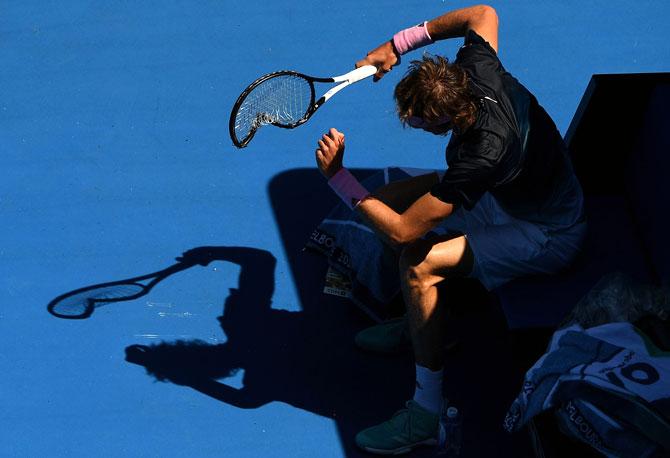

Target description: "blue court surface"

left=2, top=1, right=669, bottom=457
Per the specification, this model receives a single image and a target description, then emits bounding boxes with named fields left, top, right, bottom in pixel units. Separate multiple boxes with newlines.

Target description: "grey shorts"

left=431, top=192, right=586, bottom=290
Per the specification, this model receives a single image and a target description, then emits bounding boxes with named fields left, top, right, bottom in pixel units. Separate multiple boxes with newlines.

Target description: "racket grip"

left=333, top=65, right=377, bottom=84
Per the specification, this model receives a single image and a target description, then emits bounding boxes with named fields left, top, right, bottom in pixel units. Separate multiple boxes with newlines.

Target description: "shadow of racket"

left=47, top=259, right=201, bottom=320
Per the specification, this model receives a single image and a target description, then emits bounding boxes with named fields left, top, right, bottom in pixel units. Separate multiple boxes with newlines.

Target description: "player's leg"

left=354, top=192, right=466, bottom=354
left=352, top=171, right=444, bottom=354
left=400, top=234, right=473, bottom=370
left=355, top=234, right=474, bottom=455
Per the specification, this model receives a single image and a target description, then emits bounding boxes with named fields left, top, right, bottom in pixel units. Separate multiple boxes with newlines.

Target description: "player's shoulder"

left=455, top=30, right=501, bottom=71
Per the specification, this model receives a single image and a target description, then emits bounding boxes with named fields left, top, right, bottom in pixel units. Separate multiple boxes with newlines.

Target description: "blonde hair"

left=394, top=54, right=477, bottom=132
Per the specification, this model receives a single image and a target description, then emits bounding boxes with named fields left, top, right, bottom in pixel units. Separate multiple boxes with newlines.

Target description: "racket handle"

left=332, top=65, right=377, bottom=84
left=316, top=65, right=378, bottom=108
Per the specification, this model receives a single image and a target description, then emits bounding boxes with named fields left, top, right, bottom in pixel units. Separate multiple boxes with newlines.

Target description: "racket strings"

left=233, top=74, right=312, bottom=143
left=49, top=284, right=146, bottom=318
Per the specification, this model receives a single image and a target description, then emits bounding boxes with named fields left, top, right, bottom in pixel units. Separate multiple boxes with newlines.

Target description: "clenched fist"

left=315, top=128, right=345, bottom=179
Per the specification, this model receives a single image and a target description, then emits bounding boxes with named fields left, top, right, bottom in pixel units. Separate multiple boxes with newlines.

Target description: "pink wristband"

left=392, top=21, right=433, bottom=55
left=328, top=168, right=370, bottom=209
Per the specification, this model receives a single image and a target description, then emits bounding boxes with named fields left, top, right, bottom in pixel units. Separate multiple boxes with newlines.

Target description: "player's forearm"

left=427, top=5, right=498, bottom=47
left=355, top=198, right=422, bottom=247
left=325, top=168, right=451, bottom=246
left=325, top=168, right=414, bottom=245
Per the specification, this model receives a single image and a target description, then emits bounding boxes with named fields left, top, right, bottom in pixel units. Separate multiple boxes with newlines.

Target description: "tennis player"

left=315, top=4, right=586, bottom=454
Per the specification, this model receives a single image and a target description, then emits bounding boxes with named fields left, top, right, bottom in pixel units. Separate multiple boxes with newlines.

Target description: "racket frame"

left=47, top=262, right=196, bottom=319
left=229, top=65, right=376, bottom=148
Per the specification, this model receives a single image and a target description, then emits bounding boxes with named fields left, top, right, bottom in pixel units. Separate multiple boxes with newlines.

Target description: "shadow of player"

left=124, top=245, right=416, bottom=455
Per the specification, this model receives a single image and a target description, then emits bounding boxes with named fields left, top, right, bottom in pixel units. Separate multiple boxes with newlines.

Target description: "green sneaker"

left=354, top=317, right=410, bottom=354
left=355, top=400, right=439, bottom=455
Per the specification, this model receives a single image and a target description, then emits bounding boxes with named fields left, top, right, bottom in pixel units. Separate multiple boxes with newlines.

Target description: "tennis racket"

left=229, top=65, right=377, bottom=148
left=47, top=261, right=198, bottom=319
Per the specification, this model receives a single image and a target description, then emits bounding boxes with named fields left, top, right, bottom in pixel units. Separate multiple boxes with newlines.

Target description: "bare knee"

left=399, top=240, right=441, bottom=291
left=399, top=235, right=473, bottom=290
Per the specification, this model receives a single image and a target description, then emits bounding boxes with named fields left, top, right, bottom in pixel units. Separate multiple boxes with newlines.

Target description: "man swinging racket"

left=315, top=4, right=586, bottom=455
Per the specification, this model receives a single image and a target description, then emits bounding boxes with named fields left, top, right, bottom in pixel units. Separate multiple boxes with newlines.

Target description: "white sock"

left=413, top=364, right=444, bottom=415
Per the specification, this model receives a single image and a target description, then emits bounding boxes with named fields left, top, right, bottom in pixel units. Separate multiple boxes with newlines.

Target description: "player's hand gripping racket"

left=229, top=65, right=377, bottom=148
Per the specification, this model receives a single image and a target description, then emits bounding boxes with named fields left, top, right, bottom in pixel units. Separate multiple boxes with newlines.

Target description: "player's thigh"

left=399, top=234, right=474, bottom=284
left=372, top=172, right=440, bottom=213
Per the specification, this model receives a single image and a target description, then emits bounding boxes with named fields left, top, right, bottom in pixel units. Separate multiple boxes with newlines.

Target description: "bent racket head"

left=48, top=283, right=146, bottom=319
left=229, top=71, right=316, bottom=148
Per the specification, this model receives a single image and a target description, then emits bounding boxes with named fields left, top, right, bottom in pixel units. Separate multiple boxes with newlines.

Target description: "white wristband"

left=328, top=168, right=370, bottom=209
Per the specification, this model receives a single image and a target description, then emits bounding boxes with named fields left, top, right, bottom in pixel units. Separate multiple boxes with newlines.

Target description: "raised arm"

left=356, top=5, right=499, bottom=80
left=315, top=128, right=454, bottom=246
left=426, top=5, right=498, bottom=52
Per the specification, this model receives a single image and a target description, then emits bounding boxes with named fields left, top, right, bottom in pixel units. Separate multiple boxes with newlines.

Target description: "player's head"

left=394, top=54, right=477, bottom=135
